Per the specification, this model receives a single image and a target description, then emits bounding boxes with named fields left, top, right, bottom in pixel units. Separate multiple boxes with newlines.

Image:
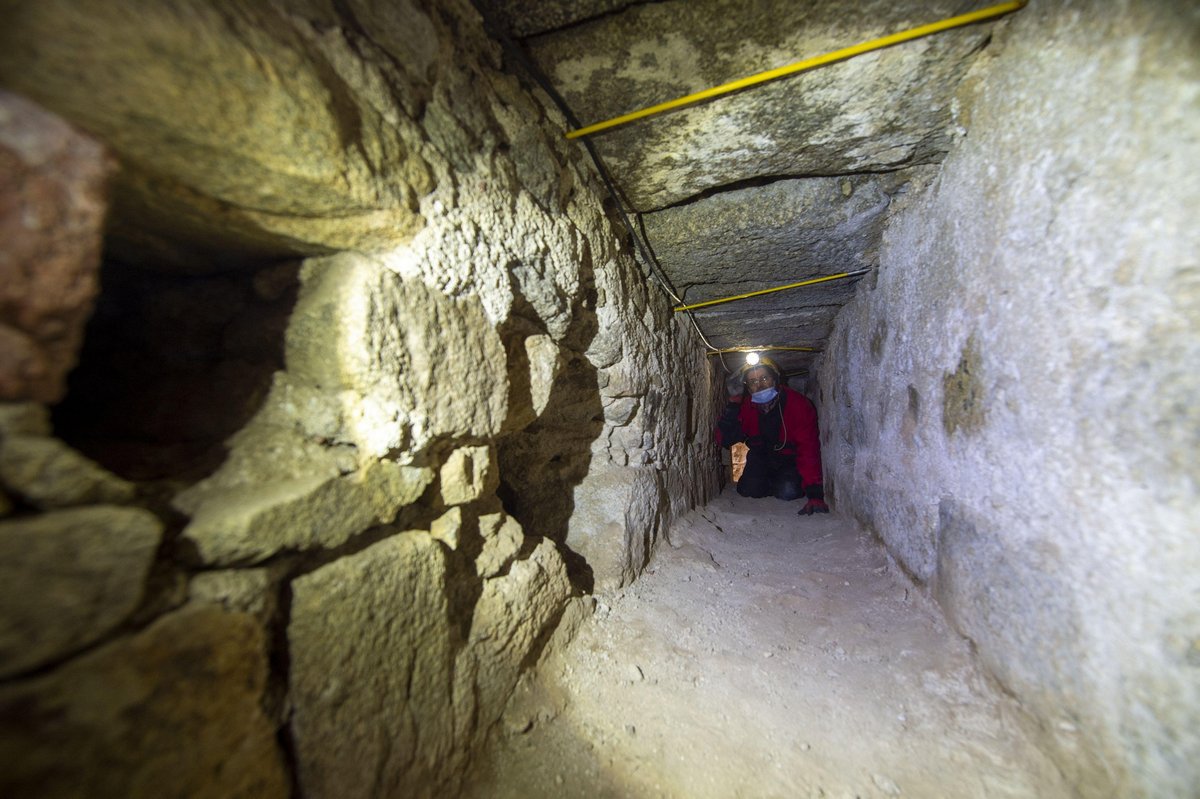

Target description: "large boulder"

left=454, top=536, right=571, bottom=746
left=0, top=505, right=162, bottom=678
left=180, top=461, right=433, bottom=565
left=0, top=435, right=135, bottom=509
left=0, top=91, right=111, bottom=402
left=288, top=524, right=572, bottom=797
left=0, top=1, right=436, bottom=271
left=0, top=604, right=288, bottom=799
left=288, top=531, right=458, bottom=798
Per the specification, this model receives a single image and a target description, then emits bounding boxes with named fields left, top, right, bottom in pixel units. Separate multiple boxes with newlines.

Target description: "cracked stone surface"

left=642, top=170, right=920, bottom=365
left=486, top=0, right=1002, bottom=375
left=520, top=0, right=987, bottom=211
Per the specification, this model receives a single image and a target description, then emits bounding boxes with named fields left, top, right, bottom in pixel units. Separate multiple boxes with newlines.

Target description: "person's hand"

left=798, top=499, right=829, bottom=515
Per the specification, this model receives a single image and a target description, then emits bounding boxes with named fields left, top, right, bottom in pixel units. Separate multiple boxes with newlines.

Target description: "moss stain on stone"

left=943, top=336, right=986, bottom=435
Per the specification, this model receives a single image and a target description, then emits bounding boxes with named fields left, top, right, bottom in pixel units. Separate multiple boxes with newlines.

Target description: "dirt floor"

left=463, top=488, right=1071, bottom=799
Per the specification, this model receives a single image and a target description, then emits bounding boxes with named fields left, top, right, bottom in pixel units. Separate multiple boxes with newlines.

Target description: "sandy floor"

left=463, top=488, right=1070, bottom=798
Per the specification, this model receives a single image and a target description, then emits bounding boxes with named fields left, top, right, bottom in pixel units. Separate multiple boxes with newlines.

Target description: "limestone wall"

left=816, top=2, right=1199, bottom=796
left=0, top=1, right=719, bottom=795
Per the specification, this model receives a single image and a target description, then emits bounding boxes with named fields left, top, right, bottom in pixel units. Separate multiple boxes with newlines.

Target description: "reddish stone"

left=0, top=90, right=113, bottom=403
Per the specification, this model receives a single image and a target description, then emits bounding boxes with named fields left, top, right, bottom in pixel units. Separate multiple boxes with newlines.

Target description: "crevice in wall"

left=641, top=167, right=918, bottom=215
left=479, top=0, right=665, bottom=41
left=493, top=249, right=605, bottom=596
left=51, top=257, right=300, bottom=489
left=266, top=574, right=303, bottom=798
left=496, top=351, right=604, bottom=595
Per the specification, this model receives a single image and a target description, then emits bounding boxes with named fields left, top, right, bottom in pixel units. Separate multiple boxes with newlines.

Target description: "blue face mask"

left=751, top=387, right=778, bottom=404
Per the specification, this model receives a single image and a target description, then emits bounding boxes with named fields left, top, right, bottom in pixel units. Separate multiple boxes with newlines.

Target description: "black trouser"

left=737, top=451, right=802, bottom=501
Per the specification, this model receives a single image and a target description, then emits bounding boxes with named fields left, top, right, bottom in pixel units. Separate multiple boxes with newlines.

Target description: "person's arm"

left=790, top=394, right=829, bottom=514
left=716, top=400, right=745, bottom=448
left=715, top=371, right=747, bottom=448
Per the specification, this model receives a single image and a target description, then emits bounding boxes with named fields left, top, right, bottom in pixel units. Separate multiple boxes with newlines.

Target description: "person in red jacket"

left=717, top=356, right=829, bottom=514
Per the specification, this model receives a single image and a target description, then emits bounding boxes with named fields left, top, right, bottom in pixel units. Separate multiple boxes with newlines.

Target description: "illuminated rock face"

left=817, top=4, right=1200, bottom=797
left=0, top=0, right=719, bottom=795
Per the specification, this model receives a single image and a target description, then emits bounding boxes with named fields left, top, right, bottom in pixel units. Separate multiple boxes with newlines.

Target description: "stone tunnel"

left=0, top=1, right=1196, bottom=797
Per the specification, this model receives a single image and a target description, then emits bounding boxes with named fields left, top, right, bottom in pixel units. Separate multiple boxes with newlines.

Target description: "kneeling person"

left=717, top=357, right=828, bottom=514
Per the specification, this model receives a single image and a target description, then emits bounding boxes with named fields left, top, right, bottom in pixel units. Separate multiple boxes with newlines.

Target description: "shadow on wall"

left=52, top=258, right=299, bottom=487
left=495, top=263, right=603, bottom=594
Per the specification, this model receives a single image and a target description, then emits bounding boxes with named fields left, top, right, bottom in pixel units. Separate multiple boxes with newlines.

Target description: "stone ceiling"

left=477, top=0, right=1007, bottom=377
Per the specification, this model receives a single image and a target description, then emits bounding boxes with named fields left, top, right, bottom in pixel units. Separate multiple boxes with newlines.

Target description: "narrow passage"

left=466, top=489, right=1070, bottom=798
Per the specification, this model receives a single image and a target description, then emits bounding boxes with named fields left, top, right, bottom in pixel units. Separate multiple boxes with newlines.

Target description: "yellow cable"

left=707, top=346, right=819, bottom=355
left=566, top=1, right=1026, bottom=140
left=673, top=271, right=866, bottom=312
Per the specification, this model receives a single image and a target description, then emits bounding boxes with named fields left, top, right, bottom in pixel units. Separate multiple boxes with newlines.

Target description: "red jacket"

left=718, top=387, right=823, bottom=489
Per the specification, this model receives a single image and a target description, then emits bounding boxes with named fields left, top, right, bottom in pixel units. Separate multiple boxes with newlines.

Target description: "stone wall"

left=816, top=2, right=1199, bottom=796
left=0, top=1, right=719, bottom=795
left=0, top=90, right=110, bottom=404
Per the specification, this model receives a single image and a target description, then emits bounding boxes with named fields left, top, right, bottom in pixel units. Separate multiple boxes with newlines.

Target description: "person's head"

left=740, top=355, right=781, bottom=390
left=743, top=365, right=777, bottom=392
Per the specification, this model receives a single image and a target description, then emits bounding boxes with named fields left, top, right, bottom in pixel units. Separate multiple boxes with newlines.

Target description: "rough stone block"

left=0, top=90, right=111, bottom=403
left=430, top=506, right=464, bottom=550
left=287, top=254, right=510, bottom=458
left=566, top=463, right=643, bottom=591
left=182, top=461, right=433, bottom=565
left=0, top=401, right=52, bottom=437
left=610, top=423, right=644, bottom=451
left=0, top=604, right=287, bottom=799
left=0, top=505, right=162, bottom=678
left=525, top=333, right=563, bottom=417
left=602, top=395, right=638, bottom=425
left=642, top=173, right=904, bottom=305
left=0, top=435, right=135, bottom=509
left=0, top=6, right=429, bottom=270
left=525, top=1, right=987, bottom=210
left=188, top=568, right=275, bottom=623
left=457, top=537, right=571, bottom=742
left=288, top=531, right=457, bottom=799
left=440, top=445, right=497, bottom=506
left=476, top=511, right=524, bottom=579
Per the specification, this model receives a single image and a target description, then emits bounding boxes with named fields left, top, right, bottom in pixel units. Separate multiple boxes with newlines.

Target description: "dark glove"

left=799, top=499, right=829, bottom=515
left=799, top=483, right=827, bottom=515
